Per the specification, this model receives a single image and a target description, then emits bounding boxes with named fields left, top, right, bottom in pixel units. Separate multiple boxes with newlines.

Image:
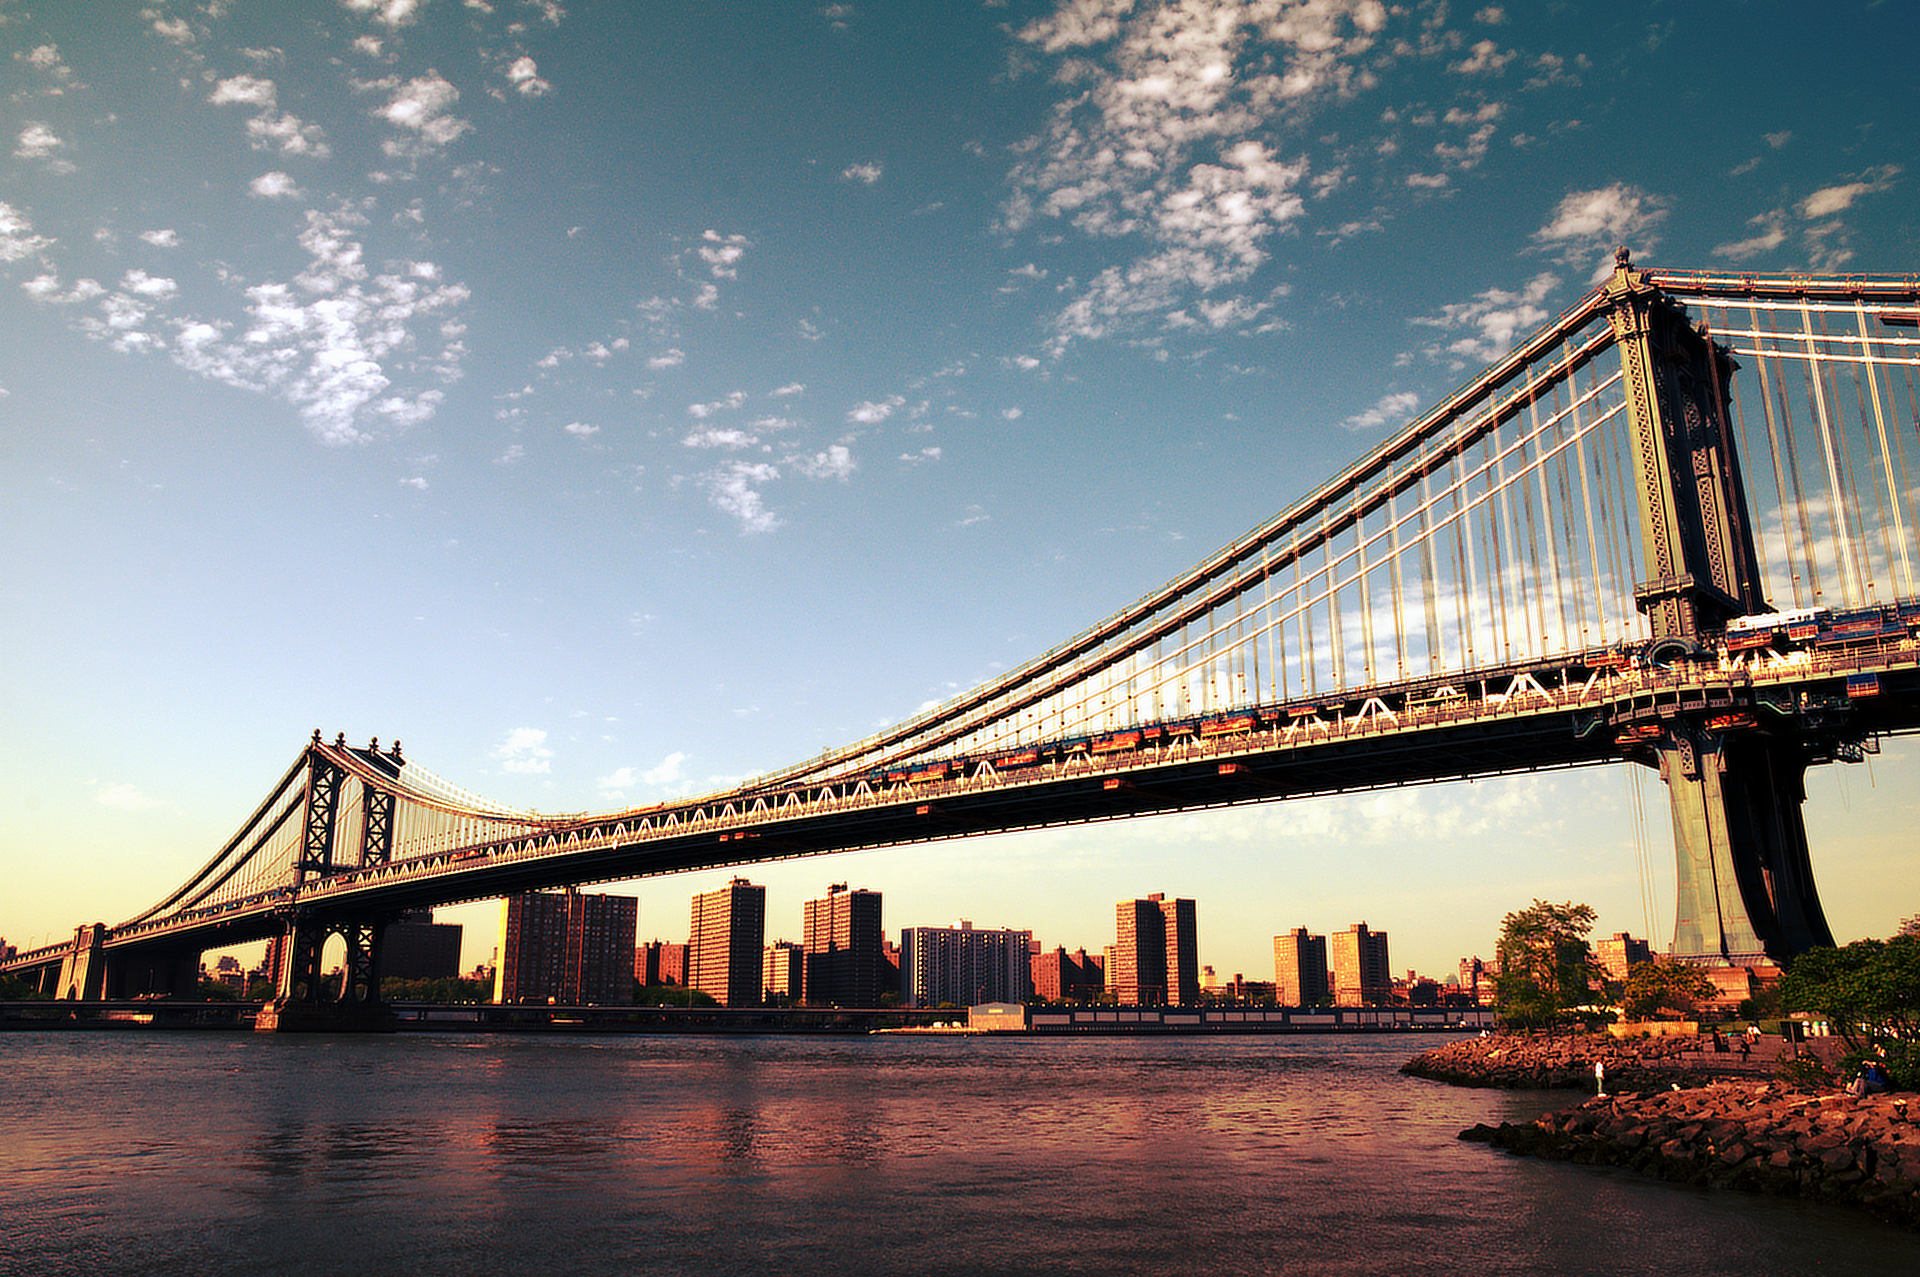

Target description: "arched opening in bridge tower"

left=320, top=932, right=350, bottom=1004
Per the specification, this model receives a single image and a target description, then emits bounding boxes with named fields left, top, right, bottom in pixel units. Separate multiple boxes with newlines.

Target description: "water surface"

left=2, top=1031, right=1908, bottom=1275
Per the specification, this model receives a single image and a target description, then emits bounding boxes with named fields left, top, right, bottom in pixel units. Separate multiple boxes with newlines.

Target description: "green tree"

left=0, top=972, right=47, bottom=1000
left=1780, top=935, right=1920, bottom=1083
left=1493, top=900, right=1601, bottom=1030
left=638, top=984, right=717, bottom=1008
left=382, top=976, right=493, bottom=1002
left=1620, top=958, right=1718, bottom=1021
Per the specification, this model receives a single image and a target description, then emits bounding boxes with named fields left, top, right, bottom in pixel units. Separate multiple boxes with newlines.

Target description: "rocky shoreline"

left=1402, top=1029, right=1743, bottom=1090
left=1407, top=1033, right=1919, bottom=1230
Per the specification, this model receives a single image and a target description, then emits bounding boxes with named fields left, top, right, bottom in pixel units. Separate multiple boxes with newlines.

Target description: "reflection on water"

left=1, top=1031, right=1910, bottom=1276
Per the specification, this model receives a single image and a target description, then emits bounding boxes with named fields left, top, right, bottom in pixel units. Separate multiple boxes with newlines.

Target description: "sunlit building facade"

left=689, top=877, right=765, bottom=1007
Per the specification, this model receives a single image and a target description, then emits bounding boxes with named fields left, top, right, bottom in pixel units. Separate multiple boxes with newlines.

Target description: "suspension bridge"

left=7, top=250, right=1919, bottom=1029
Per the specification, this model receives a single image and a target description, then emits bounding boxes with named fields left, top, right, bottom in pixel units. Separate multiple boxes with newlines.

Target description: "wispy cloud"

left=1413, top=271, right=1558, bottom=365
left=1341, top=390, right=1420, bottom=432
left=492, top=727, right=553, bottom=775
left=377, top=73, right=471, bottom=156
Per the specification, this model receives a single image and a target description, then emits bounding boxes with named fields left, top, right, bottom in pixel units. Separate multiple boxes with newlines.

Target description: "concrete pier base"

left=254, top=999, right=398, bottom=1034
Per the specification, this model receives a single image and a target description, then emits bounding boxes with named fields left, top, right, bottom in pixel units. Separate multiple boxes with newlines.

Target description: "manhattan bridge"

left=8, top=251, right=1920, bottom=1029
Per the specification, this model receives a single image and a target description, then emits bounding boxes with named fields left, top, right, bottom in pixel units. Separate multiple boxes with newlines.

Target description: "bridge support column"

left=256, top=914, right=396, bottom=1033
left=1657, top=728, right=1835, bottom=968
left=54, top=924, right=109, bottom=1001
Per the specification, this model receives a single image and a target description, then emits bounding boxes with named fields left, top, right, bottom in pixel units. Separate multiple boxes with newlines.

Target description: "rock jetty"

left=1402, top=1030, right=1743, bottom=1090
left=1406, top=1032, right=1918, bottom=1231
left=1462, top=1083, right=1919, bottom=1230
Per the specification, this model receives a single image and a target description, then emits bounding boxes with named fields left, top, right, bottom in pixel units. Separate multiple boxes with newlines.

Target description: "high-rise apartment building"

left=1458, top=955, right=1498, bottom=1006
left=634, top=940, right=689, bottom=988
left=1112, top=897, right=1165, bottom=1005
left=899, top=921, right=1033, bottom=1008
left=802, top=883, right=883, bottom=1006
left=1272, top=927, right=1330, bottom=1007
left=689, top=877, right=766, bottom=1006
left=1031, top=945, right=1104, bottom=1003
left=1595, top=932, right=1652, bottom=983
left=763, top=940, right=803, bottom=1001
left=1112, top=893, right=1199, bottom=1006
left=1330, top=922, right=1391, bottom=1007
left=383, top=908, right=464, bottom=981
left=493, top=889, right=638, bottom=1005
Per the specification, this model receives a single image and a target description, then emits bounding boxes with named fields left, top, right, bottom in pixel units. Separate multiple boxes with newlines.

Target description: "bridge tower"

left=255, top=733, right=403, bottom=1032
left=1604, top=250, right=1836, bottom=969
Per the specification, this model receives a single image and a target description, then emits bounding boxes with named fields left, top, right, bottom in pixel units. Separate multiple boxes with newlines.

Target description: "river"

left=1, top=1030, right=1909, bottom=1275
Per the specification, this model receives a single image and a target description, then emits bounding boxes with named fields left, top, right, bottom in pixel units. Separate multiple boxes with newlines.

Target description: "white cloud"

left=841, top=161, right=883, bottom=184
left=1534, top=184, right=1669, bottom=253
left=140, top=228, right=181, bottom=248
left=344, top=0, right=423, bottom=29
left=124, top=208, right=472, bottom=443
left=642, top=752, right=688, bottom=786
left=1003, top=0, right=1388, bottom=349
left=1341, top=390, right=1420, bottom=432
left=771, top=381, right=804, bottom=397
left=563, top=420, right=599, bottom=437
left=505, top=56, right=551, bottom=97
left=1413, top=271, right=1559, bottom=365
left=1712, top=210, right=1788, bottom=262
left=400, top=475, right=429, bottom=490
left=16, top=122, right=64, bottom=159
left=684, top=426, right=756, bottom=449
left=790, top=444, right=854, bottom=479
left=0, top=202, right=54, bottom=262
left=687, top=391, right=747, bottom=419
left=491, top=727, right=553, bottom=774
left=847, top=395, right=905, bottom=424
left=250, top=171, right=303, bottom=199
left=1451, top=39, right=1514, bottom=76
left=703, top=460, right=782, bottom=533
left=209, top=74, right=330, bottom=157
left=647, top=348, right=685, bottom=369
left=120, top=269, right=177, bottom=299
left=1799, top=165, right=1900, bottom=219
left=697, top=229, right=750, bottom=278
left=209, top=74, right=277, bottom=107
left=378, top=73, right=471, bottom=153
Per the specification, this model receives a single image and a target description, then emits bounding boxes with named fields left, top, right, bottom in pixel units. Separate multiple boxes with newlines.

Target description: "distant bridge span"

left=8, top=253, right=1920, bottom=1025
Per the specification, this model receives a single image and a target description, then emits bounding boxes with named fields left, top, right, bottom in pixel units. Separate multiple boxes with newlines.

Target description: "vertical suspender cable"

left=1574, top=362, right=1607, bottom=648
left=1804, top=302, right=1862, bottom=603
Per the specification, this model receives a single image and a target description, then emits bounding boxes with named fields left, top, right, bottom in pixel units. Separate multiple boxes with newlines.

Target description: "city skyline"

left=4, top=3, right=1917, bottom=984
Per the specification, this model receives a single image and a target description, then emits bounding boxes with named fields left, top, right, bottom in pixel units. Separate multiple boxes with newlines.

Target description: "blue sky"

left=3, top=0, right=1916, bottom=982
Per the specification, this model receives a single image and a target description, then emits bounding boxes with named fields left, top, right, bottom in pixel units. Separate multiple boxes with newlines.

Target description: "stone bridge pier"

left=49, top=924, right=201, bottom=1001
left=254, top=911, right=397, bottom=1033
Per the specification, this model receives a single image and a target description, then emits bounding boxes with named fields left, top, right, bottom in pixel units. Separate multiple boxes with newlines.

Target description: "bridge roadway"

left=0, top=623, right=1901, bottom=978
